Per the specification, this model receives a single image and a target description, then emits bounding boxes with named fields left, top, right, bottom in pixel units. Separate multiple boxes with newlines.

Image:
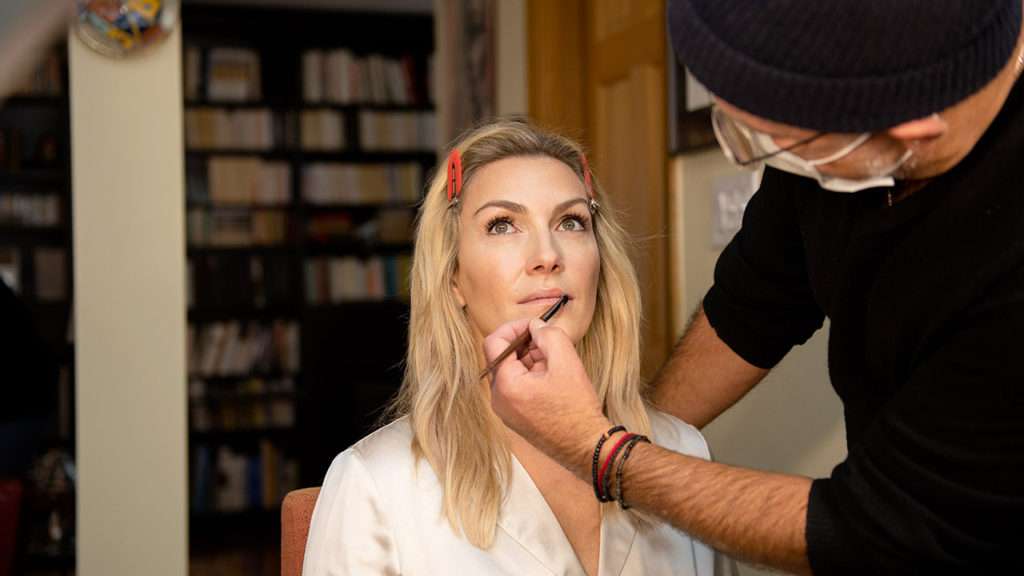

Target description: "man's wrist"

left=572, top=416, right=615, bottom=480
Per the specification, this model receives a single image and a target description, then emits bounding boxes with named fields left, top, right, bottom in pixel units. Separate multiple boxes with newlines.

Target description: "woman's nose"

left=527, top=231, right=561, bottom=274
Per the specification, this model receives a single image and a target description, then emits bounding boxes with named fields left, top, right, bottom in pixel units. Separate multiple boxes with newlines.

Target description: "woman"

left=303, top=119, right=717, bottom=575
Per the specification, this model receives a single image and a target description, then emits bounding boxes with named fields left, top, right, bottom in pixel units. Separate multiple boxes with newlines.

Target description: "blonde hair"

left=389, top=118, right=650, bottom=548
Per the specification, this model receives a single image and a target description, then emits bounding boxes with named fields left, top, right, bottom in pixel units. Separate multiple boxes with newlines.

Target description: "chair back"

left=281, top=487, right=321, bottom=576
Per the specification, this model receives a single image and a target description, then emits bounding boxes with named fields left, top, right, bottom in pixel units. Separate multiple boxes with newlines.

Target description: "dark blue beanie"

left=669, top=0, right=1023, bottom=132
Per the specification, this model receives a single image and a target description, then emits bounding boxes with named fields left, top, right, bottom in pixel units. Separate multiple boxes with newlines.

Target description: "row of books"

left=190, top=376, right=296, bottom=399
left=191, top=442, right=298, bottom=513
left=189, top=379, right=296, bottom=433
left=0, top=246, right=65, bottom=300
left=359, top=110, right=436, bottom=151
left=187, top=209, right=289, bottom=247
left=0, top=193, right=60, bottom=227
left=188, top=253, right=295, bottom=310
left=300, top=109, right=346, bottom=151
left=302, top=162, right=422, bottom=205
left=304, top=255, right=411, bottom=304
left=185, top=107, right=436, bottom=152
left=188, top=157, right=291, bottom=206
left=187, top=320, right=301, bottom=378
left=185, top=108, right=281, bottom=150
left=184, top=47, right=262, bottom=103
left=302, top=50, right=427, bottom=105
left=305, top=208, right=413, bottom=245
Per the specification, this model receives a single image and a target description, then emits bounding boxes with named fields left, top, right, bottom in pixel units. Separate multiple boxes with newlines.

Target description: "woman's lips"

left=518, top=289, right=570, bottom=304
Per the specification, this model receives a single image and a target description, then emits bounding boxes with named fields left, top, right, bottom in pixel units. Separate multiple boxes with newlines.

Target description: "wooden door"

left=529, top=0, right=671, bottom=378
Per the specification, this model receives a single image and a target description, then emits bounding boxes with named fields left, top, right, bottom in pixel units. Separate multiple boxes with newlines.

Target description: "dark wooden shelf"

left=1, top=94, right=65, bottom=107
left=186, top=99, right=435, bottom=112
left=187, top=244, right=298, bottom=255
left=306, top=298, right=408, bottom=308
left=308, top=102, right=435, bottom=112
left=191, top=507, right=281, bottom=521
left=303, top=239, right=412, bottom=255
left=184, top=99, right=283, bottom=109
left=0, top=226, right=67, bottom=242
left=19, top=548, right=75, bottom=574
left=185, top=147, right=284, bottom=158
left=300, top=150, right=435, bottom=163
left=189, top=507, right=281, bottom=550
left=303, top=201, right=419, bottom=211
left=186, top=148, right=436, bottom=163
left=187, top=305, right=300, bottom=322
left=190, top=391, right=298, bottom=403
left=0, top=169, right=65, bottom=187
left=190, top=372, right=298, bottom=383
left=185, top=200, right=294, bottom=211
left=190, top=427, right=296, bottom=442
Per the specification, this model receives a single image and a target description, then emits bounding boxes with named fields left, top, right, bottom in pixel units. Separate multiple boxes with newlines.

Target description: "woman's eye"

left=486, top=217, right=516, bottom=235
left=559, top=215, right=587, bottom=232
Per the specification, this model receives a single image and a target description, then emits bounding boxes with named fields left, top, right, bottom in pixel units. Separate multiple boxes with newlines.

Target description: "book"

left=206, top=48, right=261, bottom=102
left=302, top=50, right=324, bottom=102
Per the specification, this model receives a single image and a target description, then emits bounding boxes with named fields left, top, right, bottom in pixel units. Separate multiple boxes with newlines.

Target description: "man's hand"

left=484, top=317, right=610, bottom=478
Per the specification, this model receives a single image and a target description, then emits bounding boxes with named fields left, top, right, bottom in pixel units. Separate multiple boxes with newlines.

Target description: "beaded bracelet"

left=613, top=434, right=651, bottom=509
left=591, top=425, right=626, bottom=502
left=600, top=433, right=637, bottom=502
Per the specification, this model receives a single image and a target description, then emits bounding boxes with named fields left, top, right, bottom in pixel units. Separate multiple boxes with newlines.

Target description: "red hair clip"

left=447, top=149, right=463, bottom=203
left=579, top=151, right=593, bottom=198
left=579, top=151, right=599, bottom=212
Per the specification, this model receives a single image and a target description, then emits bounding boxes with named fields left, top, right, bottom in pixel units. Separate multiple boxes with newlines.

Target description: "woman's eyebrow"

left=554, top=197, right=589, bottom=213
left=473, top=197, right=590, bottom=217
left=473, top=200, right=526, bottom=216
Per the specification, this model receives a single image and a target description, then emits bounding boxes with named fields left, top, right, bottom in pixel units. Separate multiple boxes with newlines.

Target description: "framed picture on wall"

left=667, top=46, right=717, bottom=154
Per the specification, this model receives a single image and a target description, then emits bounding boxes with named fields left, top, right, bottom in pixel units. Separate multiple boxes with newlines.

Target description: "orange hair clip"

left=447, top=149, right=463, bottom=203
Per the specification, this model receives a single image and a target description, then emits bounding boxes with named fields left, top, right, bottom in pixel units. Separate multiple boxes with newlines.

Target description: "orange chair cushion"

left=281, top=487, right=321, bottom=576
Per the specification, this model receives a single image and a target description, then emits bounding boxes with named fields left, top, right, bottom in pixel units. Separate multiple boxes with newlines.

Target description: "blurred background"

left=0, top=1, right=845, bottom=575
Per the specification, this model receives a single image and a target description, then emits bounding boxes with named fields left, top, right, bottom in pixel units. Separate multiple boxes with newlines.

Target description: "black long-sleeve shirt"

left=703, top=78, right=1024, bottom=574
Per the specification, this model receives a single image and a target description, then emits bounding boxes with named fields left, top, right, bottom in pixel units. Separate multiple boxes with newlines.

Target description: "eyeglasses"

left=710, top=104, right=825, bottom=167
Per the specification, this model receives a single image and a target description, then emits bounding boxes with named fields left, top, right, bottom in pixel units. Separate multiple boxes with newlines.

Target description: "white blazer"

left=303, top=408, right=717, bottom=576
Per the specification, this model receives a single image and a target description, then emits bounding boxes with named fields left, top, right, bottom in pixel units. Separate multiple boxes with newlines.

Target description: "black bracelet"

left=614, top=434, right=650, bottom=509
left=591, top=425, right=626, bottom=502
left=601, top=433, right=637, bottom=503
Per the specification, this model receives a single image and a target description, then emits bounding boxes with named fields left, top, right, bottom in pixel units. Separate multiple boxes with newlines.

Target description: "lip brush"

left=479, top=294, right=569, bottom=380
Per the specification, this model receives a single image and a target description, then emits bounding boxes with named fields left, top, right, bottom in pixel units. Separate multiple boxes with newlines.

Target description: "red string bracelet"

left=597, top=432, right=635, bottom=501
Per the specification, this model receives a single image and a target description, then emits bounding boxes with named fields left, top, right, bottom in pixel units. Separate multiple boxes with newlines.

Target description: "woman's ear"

left=452, top=277, right=467, bottom=308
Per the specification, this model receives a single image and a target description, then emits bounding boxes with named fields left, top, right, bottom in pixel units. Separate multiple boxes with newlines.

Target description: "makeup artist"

left=484, top=0, right=1024, bottom=573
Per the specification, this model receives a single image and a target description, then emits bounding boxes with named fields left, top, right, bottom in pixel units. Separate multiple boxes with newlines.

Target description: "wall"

left=669, top=151, right=847, bottom=575
left=70, top=27, right=187, bottom=576
left=496, top=0, right=527, bottom=116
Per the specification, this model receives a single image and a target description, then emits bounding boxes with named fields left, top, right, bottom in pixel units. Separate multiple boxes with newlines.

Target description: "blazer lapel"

left=497, top=456, right=587, bottom=576
left=598, top=507, right=638, bottom=576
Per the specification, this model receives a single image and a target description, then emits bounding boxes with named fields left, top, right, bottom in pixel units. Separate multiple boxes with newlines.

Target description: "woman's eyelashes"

left=485, top=215, right=517, bottom=235
left=484, top=212, right=591, bottom=235
left=558, top=211, right=590, bottom=232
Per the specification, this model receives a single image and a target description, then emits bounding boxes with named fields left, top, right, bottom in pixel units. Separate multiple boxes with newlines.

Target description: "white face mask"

left=751, top=132, right=912, bottom=193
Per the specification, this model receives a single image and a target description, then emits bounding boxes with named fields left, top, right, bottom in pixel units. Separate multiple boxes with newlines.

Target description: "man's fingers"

left=528, top=318, right=574, bottom=357
left=522, top=343, right=547, bottom=373
left=484, top=317, right=532, bottom=362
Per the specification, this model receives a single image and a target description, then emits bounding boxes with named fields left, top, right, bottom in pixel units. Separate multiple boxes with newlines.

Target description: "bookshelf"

left=182, top=4, right=433, bottom=569
left=0, top=46, right=75, bottom=575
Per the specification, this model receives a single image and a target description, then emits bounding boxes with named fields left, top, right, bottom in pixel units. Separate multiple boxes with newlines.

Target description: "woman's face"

left=453, top=155, right=600, bottom=346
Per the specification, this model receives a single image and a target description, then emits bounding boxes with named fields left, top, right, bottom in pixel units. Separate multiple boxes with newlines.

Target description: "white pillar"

left=69, top=25, right=187, bottom=576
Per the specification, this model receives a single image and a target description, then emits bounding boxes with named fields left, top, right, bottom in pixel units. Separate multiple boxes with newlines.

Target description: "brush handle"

left=479, top=295, right=568, bottom=380
left=479, top=331, right=533, bottom=379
